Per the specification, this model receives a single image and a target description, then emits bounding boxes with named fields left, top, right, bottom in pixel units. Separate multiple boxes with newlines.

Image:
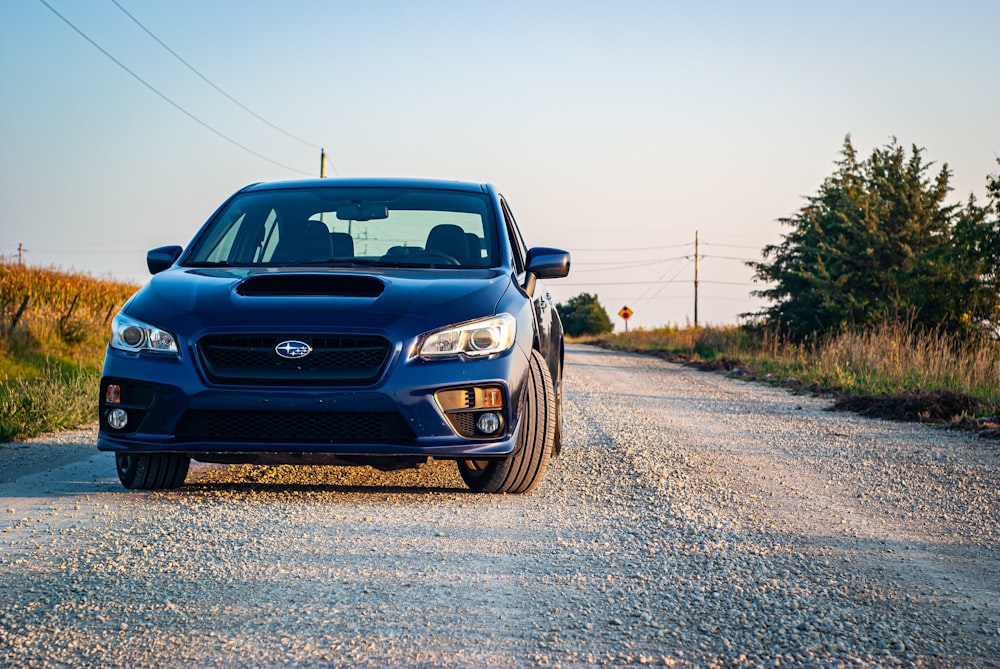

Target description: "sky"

left=2, top=0, right=998, bottom=330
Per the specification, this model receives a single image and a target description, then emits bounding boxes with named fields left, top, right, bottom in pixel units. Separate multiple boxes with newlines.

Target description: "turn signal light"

left=105, top=384, right=121, bottom=404
left=482, top=388, right=502, bottom=408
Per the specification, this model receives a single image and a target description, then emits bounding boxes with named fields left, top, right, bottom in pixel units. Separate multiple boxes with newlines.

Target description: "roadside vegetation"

left=580, top=320, right=1000, bottom=422
left=0, top=261, right=137, bottom=441
left=566, top=139, right=1000, bottom=427
left=556, top=293, right=613, bottom=337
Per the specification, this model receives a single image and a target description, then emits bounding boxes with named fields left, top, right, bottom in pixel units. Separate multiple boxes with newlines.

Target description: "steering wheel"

left=403, top=251, right=461, bottom=266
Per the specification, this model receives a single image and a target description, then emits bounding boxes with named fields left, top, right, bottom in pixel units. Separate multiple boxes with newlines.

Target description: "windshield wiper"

left=275, top=258, right=410, bottom=268
left=184, top=261, right=233, bottom=267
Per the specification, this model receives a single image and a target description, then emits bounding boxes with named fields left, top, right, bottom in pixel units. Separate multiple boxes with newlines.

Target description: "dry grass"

left=1, top=262, right=137, bottom=370
left=1, top=261, right=138, bottom=440
left=592, top=320, right=1000, bottom=418
left=583, top=324, right=753, bottom=359
left=810, top=321, right=1000, bottom=399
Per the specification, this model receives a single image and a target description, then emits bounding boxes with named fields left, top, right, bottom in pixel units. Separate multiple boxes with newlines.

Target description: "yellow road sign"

left=618, top=306, right=633, bottom=320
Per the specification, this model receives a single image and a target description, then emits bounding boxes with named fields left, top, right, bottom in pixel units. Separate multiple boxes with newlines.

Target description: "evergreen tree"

left=751, top=138, right=1000, bottom=341
left=945, top=162, right=1000, bottom=338
left=557, top=293, right=613, bottom=337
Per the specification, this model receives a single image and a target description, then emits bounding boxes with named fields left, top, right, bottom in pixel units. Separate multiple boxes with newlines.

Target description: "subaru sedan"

left=98, top=178, right=570, bottom=493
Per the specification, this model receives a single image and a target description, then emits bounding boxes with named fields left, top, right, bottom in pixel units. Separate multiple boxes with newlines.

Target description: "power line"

left=36, top=0, right=313, bottom=176
left=596, top=294, right=767, bottom=302
left=19, top=248, right=152, bottom=255
left=108, top=0, right=321, bottom=152
left=571, top=242, right=694, bottom=253
left=701, top=254, right=758, bottom=262
left=634, top=258, right=691, bottom=310
left=701, top=242, right=764, bottom=250
left=571, top=255, right=689, bottom=271
left=558, top=279, right=759, bottom=287
left=559, top=279, right=690, bottom=287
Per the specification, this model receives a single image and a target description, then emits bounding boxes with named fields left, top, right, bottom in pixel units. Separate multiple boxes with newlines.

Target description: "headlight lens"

left=110, top=312, right=178, bottom=355
left=419, top=314, right=516, bottom=359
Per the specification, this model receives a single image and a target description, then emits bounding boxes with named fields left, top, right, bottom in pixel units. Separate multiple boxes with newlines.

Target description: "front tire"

left=116, top=453, right=190, bottom=490
left=458, top=349, right=555, bottom=494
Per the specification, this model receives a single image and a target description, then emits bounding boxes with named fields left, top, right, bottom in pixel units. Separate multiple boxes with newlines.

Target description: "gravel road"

left=1, top=343, right=998, bottom=668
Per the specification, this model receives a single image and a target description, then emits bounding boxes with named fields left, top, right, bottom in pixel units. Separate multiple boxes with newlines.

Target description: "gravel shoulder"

left=1, top=344, right=997, bottom=668
left=0, top=424, right=100, bottom=483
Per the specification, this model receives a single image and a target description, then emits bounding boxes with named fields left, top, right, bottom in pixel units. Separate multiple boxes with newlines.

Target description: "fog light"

left=105, top=384, right=121, bottom=404
left=476, top=412, right=501, bottom=435
left=106, top=408, right=128, bottom=430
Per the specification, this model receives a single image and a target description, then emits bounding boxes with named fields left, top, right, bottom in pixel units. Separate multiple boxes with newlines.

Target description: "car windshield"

left=184, top=186, right=499, bottom=268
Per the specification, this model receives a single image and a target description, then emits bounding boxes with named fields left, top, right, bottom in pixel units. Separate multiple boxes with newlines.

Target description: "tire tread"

left=117, top=453, right=190, bottom=490
left=458, top=349, right=555, bottom=494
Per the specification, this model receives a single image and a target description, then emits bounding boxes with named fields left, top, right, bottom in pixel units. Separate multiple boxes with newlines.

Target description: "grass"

left=0, top=361, right=99, bottom=442
left=1, top=261, right=137, bottom=441
left=584, top=320, right=1000, bottom=420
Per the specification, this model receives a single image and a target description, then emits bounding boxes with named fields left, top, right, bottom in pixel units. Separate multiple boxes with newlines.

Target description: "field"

left=0, top=262, right=138, bottom=440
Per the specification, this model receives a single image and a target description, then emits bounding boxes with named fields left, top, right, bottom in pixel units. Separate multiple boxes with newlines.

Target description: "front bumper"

left=97, top=342, right=530, bottom=461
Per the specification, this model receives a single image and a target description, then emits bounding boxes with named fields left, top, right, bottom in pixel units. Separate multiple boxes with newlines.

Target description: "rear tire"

left=458, top=349, right=555, bottom=494
left=116, top=453, right=190, bottom=490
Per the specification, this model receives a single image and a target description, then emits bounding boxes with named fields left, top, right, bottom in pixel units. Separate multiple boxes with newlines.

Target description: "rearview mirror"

left=336, top=203, right=389, bottom=221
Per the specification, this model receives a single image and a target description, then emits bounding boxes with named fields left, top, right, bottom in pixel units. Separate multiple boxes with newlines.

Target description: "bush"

left=557, top=293, right=613, bottom=337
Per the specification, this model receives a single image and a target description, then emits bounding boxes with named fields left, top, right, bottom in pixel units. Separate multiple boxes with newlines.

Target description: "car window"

left=204, top=214, right=243, bottom=263
left=185, top=187, right=499, bottom=268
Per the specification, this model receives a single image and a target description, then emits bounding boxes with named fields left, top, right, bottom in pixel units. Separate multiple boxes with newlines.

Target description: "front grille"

left=198, top=334, right=391, bottom=385
left=175, top=410, right=414, bottom=443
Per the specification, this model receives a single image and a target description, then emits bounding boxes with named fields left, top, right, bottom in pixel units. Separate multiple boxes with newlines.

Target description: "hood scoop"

left=236, top=273, right=385, bottom=298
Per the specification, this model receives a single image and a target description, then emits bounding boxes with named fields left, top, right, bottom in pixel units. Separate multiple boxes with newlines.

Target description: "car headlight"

left=418, top=314, right=516, bottom=359
left=110, top=312, right=178, bottom=355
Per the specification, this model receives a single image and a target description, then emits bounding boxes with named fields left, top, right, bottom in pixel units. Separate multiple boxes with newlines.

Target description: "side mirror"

left=525, top=247, right=570, bottom=279
left=147, top=245, right=183, bottom=275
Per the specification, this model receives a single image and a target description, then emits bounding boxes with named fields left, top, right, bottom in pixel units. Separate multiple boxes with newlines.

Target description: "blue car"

left=98, top=178, right=570, bottom=493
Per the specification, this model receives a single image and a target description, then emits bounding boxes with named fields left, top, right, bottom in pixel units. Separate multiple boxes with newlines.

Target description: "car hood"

left=125, top=267, right=514, bottom=338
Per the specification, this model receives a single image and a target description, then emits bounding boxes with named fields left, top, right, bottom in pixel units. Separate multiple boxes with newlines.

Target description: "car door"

left=500, top=198, right=562, bottom=379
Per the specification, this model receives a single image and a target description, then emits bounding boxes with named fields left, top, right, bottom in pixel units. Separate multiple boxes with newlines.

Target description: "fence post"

left=10, top=296, right=29, bottom=330
left=60, top=294, right=80, bottom=327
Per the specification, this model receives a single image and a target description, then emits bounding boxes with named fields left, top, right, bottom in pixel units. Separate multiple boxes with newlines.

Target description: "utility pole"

left=693, top=230, right=699, bottom=328
left=18, top=242, right=25, bottom=266
left=320, top=148, right=326, bottom=178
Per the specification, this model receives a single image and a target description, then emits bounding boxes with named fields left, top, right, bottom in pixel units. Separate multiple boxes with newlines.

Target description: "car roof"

left=241, top=178, right=491, bottom=194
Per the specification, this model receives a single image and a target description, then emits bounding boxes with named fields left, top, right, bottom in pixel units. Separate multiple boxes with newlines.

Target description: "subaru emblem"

left=275, top=340, right=312, bottom=359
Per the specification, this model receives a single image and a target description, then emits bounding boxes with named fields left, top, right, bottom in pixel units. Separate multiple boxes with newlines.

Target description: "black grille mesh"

left=447, top=412, right=479, bottom=438
left=175, top=410, right=414, bottom=443
left=197, top=334, right=391, bottom=385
